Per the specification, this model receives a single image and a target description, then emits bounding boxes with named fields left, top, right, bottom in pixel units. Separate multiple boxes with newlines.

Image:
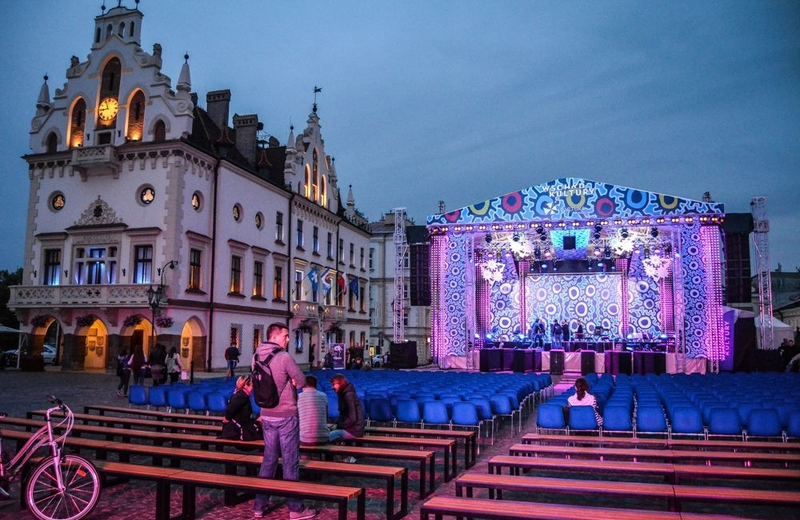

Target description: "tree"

left=0, top=268, right=22, bottom=329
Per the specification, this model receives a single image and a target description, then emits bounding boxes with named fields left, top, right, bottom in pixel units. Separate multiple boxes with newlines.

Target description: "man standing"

left=225, top=341, right=240, bottom=378
left=252, top=323, right=316, bottom=520
left=297, top=375, right=330, bottom=445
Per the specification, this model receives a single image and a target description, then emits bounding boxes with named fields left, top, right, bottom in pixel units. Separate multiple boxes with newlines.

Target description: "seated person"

left=328, top=374, right=365, bottom=442
left=567, top=377, right=603, bottom=426
left=298, top=375, right=330, bottom=445
left=218, top=376, right=262, bottom=441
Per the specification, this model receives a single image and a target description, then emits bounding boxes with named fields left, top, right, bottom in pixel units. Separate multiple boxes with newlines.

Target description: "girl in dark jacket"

left=218, top=375, right=262, bottom=441
left=328, top=373, right=365, bottom=441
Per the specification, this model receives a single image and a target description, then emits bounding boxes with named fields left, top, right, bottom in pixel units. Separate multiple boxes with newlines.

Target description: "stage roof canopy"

left=427, top=177, right=725, bottom=226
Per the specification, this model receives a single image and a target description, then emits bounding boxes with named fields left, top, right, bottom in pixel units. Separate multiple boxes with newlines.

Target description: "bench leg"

left=399, top=470, right=408, bottom=519
left=181, top=483, right=197, bottom=520
left=154, top=480, right=171, bottom=520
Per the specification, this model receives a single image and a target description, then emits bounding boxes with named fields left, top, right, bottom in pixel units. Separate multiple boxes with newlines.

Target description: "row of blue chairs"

left=537, top=372, right=800, bottom=440
left=128, top=384, right=229, bottom=414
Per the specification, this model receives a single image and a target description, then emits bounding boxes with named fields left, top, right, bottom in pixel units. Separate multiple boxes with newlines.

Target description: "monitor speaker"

left=389, top=341, right=418, bottom=368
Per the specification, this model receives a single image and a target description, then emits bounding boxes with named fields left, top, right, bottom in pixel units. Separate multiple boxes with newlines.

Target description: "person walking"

left=129, top=345, right=147, bottom=386
left=116, top=349, right=131, bottom=397
left=297, top=375, right=329, bottom=445
left=165, top=346, right=183, bottom=384
left=225, top=341, right=240, bottom=378
left=252, top=323, right=316, bottom=520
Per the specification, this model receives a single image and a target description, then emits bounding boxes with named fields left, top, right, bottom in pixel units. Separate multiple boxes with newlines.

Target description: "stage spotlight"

left=536, top=225, right=544, bottom=235
left=594, top=224, right=603, bottom=232
left=620, top=228, right=629, bottom=239
left=593, top=232, right=601, bottom=240
left=604, top=245, right=612, bottom=259
left=540, top=234, right=547, bottom=242
left=597, top=260, right=604, bottom=268
left=587, top=260, right=593, bottom=271
left=534, top=247, right=541, bottom=260
left=650, top=227, right=659, bottom=238
left=485, top=234, right=492, bottom=243
left=552, top=262, right=558, bottom=272
left=512, top=232, right=520, bottom=242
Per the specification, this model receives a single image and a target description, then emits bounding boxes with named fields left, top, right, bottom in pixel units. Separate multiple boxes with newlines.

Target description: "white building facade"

left=9, top=4, right=370, bottom=372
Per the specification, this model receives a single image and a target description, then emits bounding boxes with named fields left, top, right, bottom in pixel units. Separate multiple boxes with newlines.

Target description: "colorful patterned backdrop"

left=627, top=256, right=663, bottom=337
left=441, top=233, right=469, bottom=356
left=680, top=223, right=706, bottom=358
left=428, top=177, right=724, bottom=225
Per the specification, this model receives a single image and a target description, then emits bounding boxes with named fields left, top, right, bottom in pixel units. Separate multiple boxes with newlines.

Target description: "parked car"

left=42, top=344, right=57, bottom=365
left=1, top=345, right=56, bottom=367
left=1, top=348, right=19, bottom=367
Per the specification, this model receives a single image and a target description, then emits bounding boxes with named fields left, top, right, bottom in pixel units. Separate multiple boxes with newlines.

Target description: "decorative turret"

left=345, top=184, right=356, bottom=220
left=92, top=2, right=144, bottom=49
left=35, top=75, right=51, bottom=114
left=177, top=54, right=191, bottom=94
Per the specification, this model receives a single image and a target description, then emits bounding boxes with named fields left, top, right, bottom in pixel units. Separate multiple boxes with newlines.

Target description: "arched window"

left=321, top=176, right=327, bottom=208
left=127, top=90, right=146, bottom=141
left=153, top=120, right=166, bottom=142
left=95, top=27, right=101, bottom=44
left=70, top=99, right=86, bottom=148
left=46, top=133, right=58, bottom=153
left=312, top=149, right=319, bottom=202
left=304, top=165, right=311, bottom=199
left=105, top=24, right=112, bottom=40
left=118, top=22, right=125, bottom=36
left=100, top=58, right=121, bottom=98
left=129, top=22, right=135, bottom=37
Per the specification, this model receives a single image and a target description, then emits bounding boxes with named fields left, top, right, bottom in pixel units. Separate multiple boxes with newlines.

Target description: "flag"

left=348, top=276, right=359, bottom=299
left=307, top=266, right=319, bottom=293
left=338, top=272, right=347, bottom=295
left=320, top=268, right=332, bottom=294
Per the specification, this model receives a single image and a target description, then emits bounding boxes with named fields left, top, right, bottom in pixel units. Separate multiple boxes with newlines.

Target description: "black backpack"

left=252, top=349, right=281, bottom=408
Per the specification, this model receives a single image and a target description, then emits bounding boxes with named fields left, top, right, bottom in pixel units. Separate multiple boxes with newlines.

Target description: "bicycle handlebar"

left=47, top=395, right=67, bottom=413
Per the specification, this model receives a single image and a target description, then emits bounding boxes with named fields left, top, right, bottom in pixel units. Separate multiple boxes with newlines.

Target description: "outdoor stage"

left=427, top=178, right=726, bottom=374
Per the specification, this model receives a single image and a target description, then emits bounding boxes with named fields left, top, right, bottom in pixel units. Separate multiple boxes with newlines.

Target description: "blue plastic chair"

left=167, top=389, right=189, bottom=413
left=707, top=407, right=743, bottom=439
left=187, top=391, right=208, bottom=415
left=422, top=401, right=450, bottom=429
left=670, top=406, right=704, bottom=438
left=786, top=410, right=800, bottom=439
left=745, top=409, right=782, bottom=439
left=148, top=385, right=168, bottom=410
left=128, top=385, right=147, bottom=408
left=206, top=392, right=228, bottom=415
left=602, top=404, right=633, bottom=435
left=490, top=395, right=518, bottom=433
left=367, top=398, right=395, bottom=426
left=395, top=399, right=422, bottom=427
left=568, top=405, right=599, bottom=433
left=326, top=393, right=340, bottom=422
left=468, top=397, right=495, bottom=444
left=635, top=405, right=668, bottom=437
left=536, top=402, right=566, bottom=432
left=451, top=402, right=483, bottom=453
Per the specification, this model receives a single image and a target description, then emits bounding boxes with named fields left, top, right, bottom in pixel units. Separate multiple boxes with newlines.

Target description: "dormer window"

left=127, top=91, right=145, bottom=141
left=70, top=99, right=86, bottom=148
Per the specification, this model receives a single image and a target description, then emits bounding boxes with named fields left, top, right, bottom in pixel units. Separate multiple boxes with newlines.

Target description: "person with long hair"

left=567, top=377, right=602, bottom=426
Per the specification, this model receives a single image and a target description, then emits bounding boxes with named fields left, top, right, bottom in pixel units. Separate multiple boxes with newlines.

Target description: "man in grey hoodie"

left=252, top=322, right=316, bottom=520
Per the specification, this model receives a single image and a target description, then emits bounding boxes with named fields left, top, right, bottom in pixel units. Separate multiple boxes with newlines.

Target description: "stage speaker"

left=389, top=341, right=418, bottom=368
left=409, top=234, right=431, bottom=306
left=563, top=235, right=576, bottom=250
left=581, top=351, right=595, bottom=375
left=550, top=350, right=564, bottom=375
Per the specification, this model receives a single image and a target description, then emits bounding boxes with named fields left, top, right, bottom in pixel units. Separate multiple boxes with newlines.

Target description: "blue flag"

left=307, top=266, right=319, bottom=293
left=320, top=268, right=332, bottom=294
left=348, top=276, right=359, bottom=298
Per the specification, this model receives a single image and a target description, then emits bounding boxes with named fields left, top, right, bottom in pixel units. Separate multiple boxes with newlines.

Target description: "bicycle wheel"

left=25, top=455, right=101, bottom=520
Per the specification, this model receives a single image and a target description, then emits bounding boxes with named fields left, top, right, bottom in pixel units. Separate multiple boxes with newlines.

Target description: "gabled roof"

left=427, top=177, right=725, bottom=226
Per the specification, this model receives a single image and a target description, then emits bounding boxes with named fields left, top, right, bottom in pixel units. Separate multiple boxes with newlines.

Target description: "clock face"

left=98, top=97, right=119, bottom=121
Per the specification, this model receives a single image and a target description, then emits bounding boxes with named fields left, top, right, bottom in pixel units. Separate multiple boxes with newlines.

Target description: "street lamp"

left=146, top=260, right=177, bottom=349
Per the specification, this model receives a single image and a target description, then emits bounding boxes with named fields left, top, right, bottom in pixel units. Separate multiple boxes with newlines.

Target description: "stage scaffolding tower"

left=751, top=196, right=774, bottom=349
left=393, top=208, right=408, bottom=343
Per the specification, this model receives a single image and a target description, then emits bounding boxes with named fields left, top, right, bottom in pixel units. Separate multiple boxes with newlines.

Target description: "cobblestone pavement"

left=0, top=367, right=543, bottom=520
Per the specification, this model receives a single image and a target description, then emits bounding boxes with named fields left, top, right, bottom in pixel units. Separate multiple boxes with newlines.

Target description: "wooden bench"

left=28, top=410, right=221, bottom=436
left=366, top=425, right=477, bottom=466
left=2, top=417, right=436, bottom=501
left=0, top=427, right=407, bottom=520
left=455, top=472, right=800, bottom=512
left=93, top=460, right=365, bottom=520
left=508, top=443, right=800, bottom=467
left=300, top=443, right=436, bottom=497
left=349, top=435, right=457, bottom=481
left=419, top=496, right=757, bottom=520
left=522, top=432, right=800, bottom=453
left=488, top=455, right=800, bottom=484
left=83, top=404, right=224, bottom=423
left=419, top=496, right=764, bottom=520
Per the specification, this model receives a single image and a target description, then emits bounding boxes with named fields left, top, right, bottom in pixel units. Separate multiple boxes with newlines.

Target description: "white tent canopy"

left=754, top=316, right=793, bottom=349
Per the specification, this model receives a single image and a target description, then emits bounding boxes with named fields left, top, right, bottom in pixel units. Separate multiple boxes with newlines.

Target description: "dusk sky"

left=0, top=1, right=798, bottom=272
